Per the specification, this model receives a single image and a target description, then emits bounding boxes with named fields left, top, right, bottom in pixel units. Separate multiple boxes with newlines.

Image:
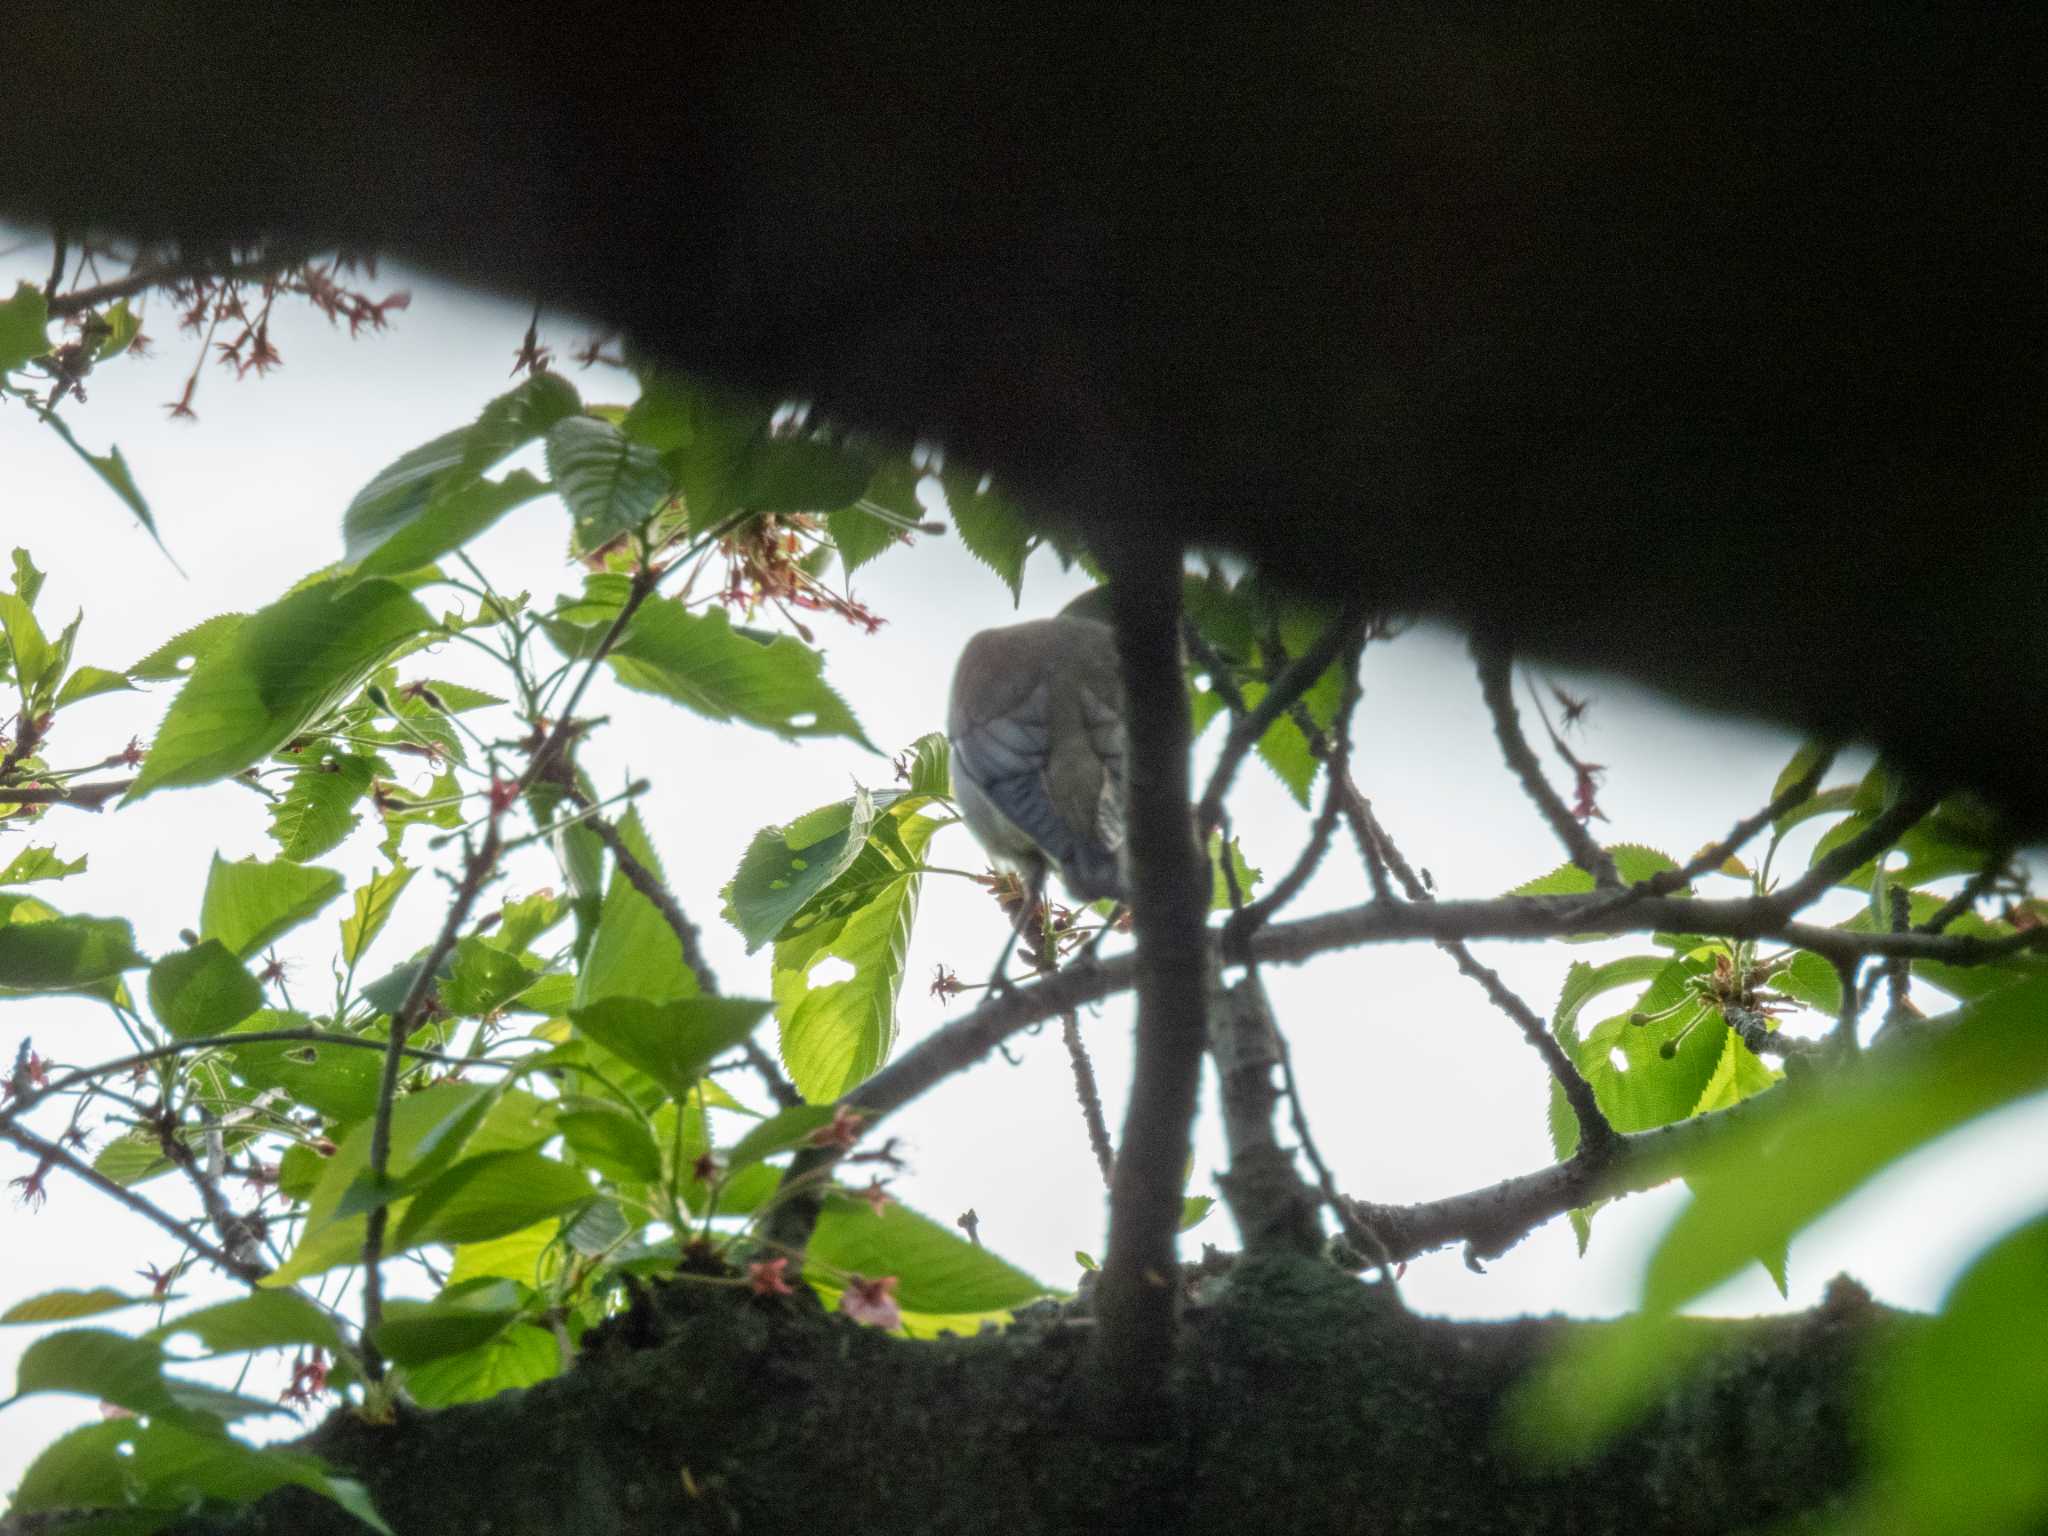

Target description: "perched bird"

left=947, top=609, right=1127, bottom=911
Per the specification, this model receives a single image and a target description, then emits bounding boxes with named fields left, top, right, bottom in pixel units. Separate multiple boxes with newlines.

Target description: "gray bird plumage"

left=947, top=615, right=1126, bottom=903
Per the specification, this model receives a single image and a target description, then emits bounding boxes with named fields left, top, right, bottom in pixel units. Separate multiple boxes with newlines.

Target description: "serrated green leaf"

left=343, top=372, right=579, bottom=572
left=1, top=1288, right=146, bottom=1326
left=941, top=467, right=1032, bottom=603
left=52, top=665, right=133, bottom=709
left=128, top=577, right=435, bottom=798
left=545, top=414, right=672, bottom=553
left=544, top=577, right=871, bottom=748
left=0, top=903, right=145, bottom=993
left=575, top=807, right=696, bottom=1008
left=1644, top=977, right=2048, bottom=1313
left=38, top=412, right=165, bottom=556
left=151, top=1290, right=345, bottom=1355
left=722, top=791, right=877, bottom=953
left=808, top=1196, right=1047, bottom=1314
left=147, top=940, right=263, bottom=1038
left=266, top=751, right=378, bottom=861
left=0, top=590, right=52, bottom=696
left=0, top=844, right=85, bottom=886
left=402, top=1322, right=559, bottom=1409
left=92, top=298, right=142, bottom=361
left=773, top=814, right=938, bottom=1102
left=393, top=1150, right=593, bottom=1251
left=341, top=861, right=414, bottom=971
left=559, top=1100, right=665, bottom=1184
left=1507, top=844, right=1681, bottom=900
left=448, top=1221, right=561, bottom=1287
left=372, top=1288, right=521, bottom=1366
left=198, top=853, right=344, bottom=960
left=220, top=1012, right=383, bottom=1122
left=570, top=996, right=772, bottom=1103
left=127, top=613, right=245, bottom=680
left=440, top=935, right=541, bottom=1017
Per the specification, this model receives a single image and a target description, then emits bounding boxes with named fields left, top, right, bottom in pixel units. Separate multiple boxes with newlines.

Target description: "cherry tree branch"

left=1471, top=635, right=1620, bottom=887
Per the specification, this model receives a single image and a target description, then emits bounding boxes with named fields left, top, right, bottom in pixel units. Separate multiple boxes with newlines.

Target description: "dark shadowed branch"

left=1471, top=635, right=1621, bottom=888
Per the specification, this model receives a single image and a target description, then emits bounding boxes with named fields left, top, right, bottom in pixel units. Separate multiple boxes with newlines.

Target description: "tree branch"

left=1090, top=550, right=1212, bottom=1427
left=1471, top=635, right=1620, bottom=887
left=0, top=1119, right=265, bottom=1285
left=43, top=246, right=317, bottom=319
left=581, top=807, right=801, bottom=1110
left=1763, top=785, right=1943, bottom=915
left=360, top=821, right=503, bottom=1379
left=1194, top=598, right=1364, bottom=836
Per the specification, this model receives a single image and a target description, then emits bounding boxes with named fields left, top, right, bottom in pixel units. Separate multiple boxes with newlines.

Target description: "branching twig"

left=1764, top=785, right=1943, bottom=915
left=44, top=246, right=316, bottom=319
left=581, top=808, right=801, bottom=1110
left=1570, top=746, right=1841, bottom=925
left=1471, top=636, right=1620, bottom=887
left=359, top=821, right=504, bottom=1379
left=0, top=1120, right=265, bottom=1285
left=1060, top=1013, right=1115, bottom=1185
left=1193, top=597, right=1365, bottom=836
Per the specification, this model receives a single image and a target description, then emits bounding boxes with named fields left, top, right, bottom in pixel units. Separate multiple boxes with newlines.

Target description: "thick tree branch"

left=0, top=777, right=135, bottom=810
left=1471, top=636, right=1620, bottom=888
left=1091, top=550, right=1212, bottom=1427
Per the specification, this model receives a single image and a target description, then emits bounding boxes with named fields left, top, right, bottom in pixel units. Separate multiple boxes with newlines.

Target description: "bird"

left=947, top=607, right=1128, bottom=953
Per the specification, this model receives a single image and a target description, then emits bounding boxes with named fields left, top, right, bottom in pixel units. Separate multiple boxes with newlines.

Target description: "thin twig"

left=1766, top=785, right=1943, bottom=915
left=1916, top=845, right=2015, bottom=935
left=580, top=808, right=801, bottom=1111
left=1570, top=746, right=1841, bottom=925
left=359, top=822, right=503, bottom=1379
left=44, top=246, right=316, bottom=319
left=0, top=778, right=134, bottom=810
left=1193, top=597, right=1365, bottom=835
left=0, top=1120, right=265, bottom=1285
left=1060, top=1013, right=1115, bottom=1185
left=1471, top=635, right=1620, bottom=887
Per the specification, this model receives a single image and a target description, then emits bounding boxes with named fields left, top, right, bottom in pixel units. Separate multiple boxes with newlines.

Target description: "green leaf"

left=12, top=1328, right=177, bottom=1415
left=1646, top=975, right=2048, bottom=1312
left=342, top=372, right=580, bottom=572
left=0, top=280, right=50, bottom=373
left=559, top=1100, right=665, bottom=1184
left=199, top=853, right=345, bottom=959
left=0, top=903, right=145, bottom=993
left=267, top=750, right=380, bottom=861
left=1863, top=1213, right=2048, bottom=1536
left=221, top=1012, right=383, bottom=1122
left=809, top=1196, right=1047, bottom=1314
left=1, top=1288, right=145, bottom=1326
left=773, top=813, right=939, bottom=1102
left=38, top=411, right=166, bottom=556
left=1507, top=844, right=1681, bottom=900
left=448, top=1221, right=561, bottom=1287
left=340, top=861, right=415, bottom=970
left=1207, top=832, right=1262, bottom=911
left=127, top=613, right=245, bottom=680
left=940, top=467, right=1032, bottom=603
left=440, top=935, right=541, bottom=1017
left=827, top=460, right=924, bottom=576
left=92, top=1128, right=175, bottom=1188
left=128, top=576, right=435, bottom=798
left=402, top=1322, right=558, bottom=1409
left=1180, top=1195, right=1217, bottom=1231
left=545, top=579, right=871, bottom=748
left=52, top=664, right=134, bottom=709
left=0, top=844, right=85, bottom=885
left=11, top=549, right=44, bottom=605
left=722, top=791, right=878, bottom=953
left=545, top=414, right=672, bottom=553
left=570, top=996, right=772, bottom=1103
left=147, top=940, right=263, bottom=1039
left=92, top=298, right=142, bottom=361
left=575, top=807, right=696, bottom=1008
left=393, top=1151, right=593, bottom=1251
left=0, top=590, right=52, bottom=697
left=152, top=1290, right=345, bottom=1355
left=371, top=1288, right=520, bottom=1366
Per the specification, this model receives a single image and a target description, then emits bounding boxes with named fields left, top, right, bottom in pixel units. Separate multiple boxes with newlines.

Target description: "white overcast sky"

left=3, top=235, right=2045, bottom=1495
